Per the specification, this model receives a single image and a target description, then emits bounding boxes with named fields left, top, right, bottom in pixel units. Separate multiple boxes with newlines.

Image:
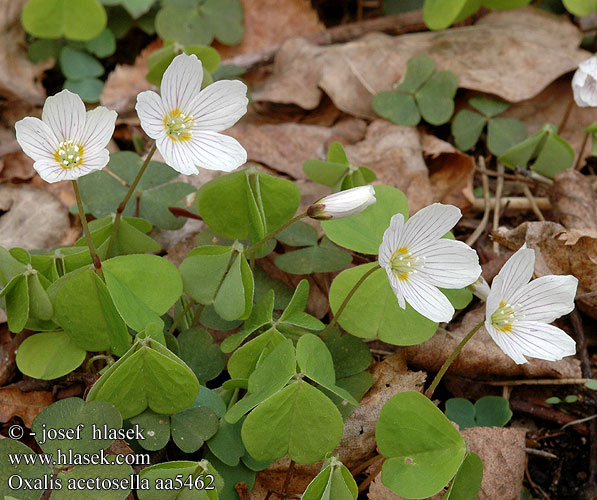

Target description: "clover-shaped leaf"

left=452, top=97, right=527, bottom=155
left=446, top=396, right=513, bottom=429
left=499, top=123, right=574, bottom=178
left=178, top=327, right=226, bottom=383
left=372, top=55, right=458, bottom=126
left=302, top=457, right=358, bottom=500
left=22, top=0, right=107, bottom=41
left=376, top=391, right=467, bottom=498
left=86, top=336, right=199, bottom=419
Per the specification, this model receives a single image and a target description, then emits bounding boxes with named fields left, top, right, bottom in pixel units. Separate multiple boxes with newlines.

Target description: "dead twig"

left=521, top=183, right=546, bottom=221
left=493, top=162, right=505, bottom=254
left=467, top=158, right=490, bottom=246
left=471, top=196, right=551, bottom=212
left=526, top=448, right=558, bottom=459
left=526, top=459, right=553, bottom=500
left=482, top=378, right=592, bottom=386
left=509, top=398, right=589, bottom=434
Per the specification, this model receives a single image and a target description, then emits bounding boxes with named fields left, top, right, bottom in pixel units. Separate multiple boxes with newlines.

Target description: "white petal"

left=15, top=117, right=58, bottom=162
left=399, top=273, right=454, bottom=323
left=189, top=80, right=248, bottom=132
left=386, top=269, right=406, bottom=309
left=485, top=321, right=529, bottom=364
left=511, top=275, right=578, bottom=323
left=80, top=149, right=110, bottom=175
left=80, top=107, right=117, bottom=156
left=32, top=159, right=67, bottom=183
left=399, top=203, right=461, bottom=254
left=470, top=276, right=490, bottom=301
left=161, top=53, right=204, bottom=113
left=41, top=89, right=86, bottom=142
left=310, top=186, right=376, bottom=220
left=378, top=213, right=406, bottom=268
left=494, top=245, right=535, bottom=302
left=507, top=321, right=576, bottom=363
left=156, top=135, right=199, bottom=175
left=136, top=90, right=167, bottom=140
left=418, top=239, right=481, bottom=288
left=185, top=131, right=247, bottom=172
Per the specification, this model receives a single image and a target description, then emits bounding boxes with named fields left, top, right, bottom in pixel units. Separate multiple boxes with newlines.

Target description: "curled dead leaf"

left=0, top=385, right=54, bottom=428
left=422, top=133, right=475, bottom=211
left=548, top=169, right=597, bottom=245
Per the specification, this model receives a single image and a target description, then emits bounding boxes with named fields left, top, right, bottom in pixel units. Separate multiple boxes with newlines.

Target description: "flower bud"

left=572, top=56, right=597, bottom=107
left=469, top=276, right=490, bottom=301
left=307, top=186, right=376, bottom=220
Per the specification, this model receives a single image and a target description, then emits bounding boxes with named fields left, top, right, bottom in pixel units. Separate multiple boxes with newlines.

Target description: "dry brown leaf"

left=345, top=120, right=434, bottom=212
left=0, top=385, right=54, bottom=428
left=214, top=0, right=323, bottom=59
left=548, top=169, right=597, bottom=244
left=0, top=185, right=70, bottom=250
left=0, top=331, right=17, bottom=386
left=101, top=43, right=159, bottom=115
left=0, top=0, right=50, bottom=104
left=227, top=118, right=367, bottom=179
left=493, top=221, right=597, bottom=318
left=422, top=133, right=475, bottom=211
left=405, top=306, right=582, bottom=379
left=254, top=8, right=589, bottom=118
left=368, top=427, right=526, bottom=500
left=0, top=152, right=35, bottom=183
left=502, top=78, right=597, bottom=166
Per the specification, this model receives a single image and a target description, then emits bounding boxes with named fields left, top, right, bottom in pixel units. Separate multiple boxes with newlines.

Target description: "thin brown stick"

left=467, top=160, right=490, bottom=246
left=482, top=378, right=592, bottom=386
left=493, top=162, right=505, bottom=254
left=558, top=97, right=574, bottom=134
left=351, top=454, right=383, bottom=477
left=574, top=132, right=591, bottom=170
left=526, top=448, right=558, bottom=459
left=358, top=458, right=385, bottom=493
left=281, top=460, right=295, bottom=500
left=470, top=196, right=551, bottom=212
left=526, top=460, right=552, bottom=500
left=521, top=183, right=546, bottom=221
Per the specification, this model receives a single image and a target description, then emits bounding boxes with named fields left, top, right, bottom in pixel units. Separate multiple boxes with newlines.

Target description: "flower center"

left=164, top=109, right=194, bottom=142
left=54, top=140, right=83, bottom=170
left=490, top=301, right=522, bottom=333
left=389, top=246, right=424, bottom=281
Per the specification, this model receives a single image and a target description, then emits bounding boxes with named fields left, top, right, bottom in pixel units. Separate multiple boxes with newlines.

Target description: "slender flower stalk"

left=72, top=180, right=102, bottom=276
left=424, top=320, right=485, bottom=399
left=105, top=143, right=157, bottom=259
left=319, top=264, right=381, bottom=338
left=245, top=212, right=308, bottom=258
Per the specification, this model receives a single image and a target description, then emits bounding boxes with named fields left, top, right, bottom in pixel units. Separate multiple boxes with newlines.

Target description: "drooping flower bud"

left=307, top=186, right=376, bottom=220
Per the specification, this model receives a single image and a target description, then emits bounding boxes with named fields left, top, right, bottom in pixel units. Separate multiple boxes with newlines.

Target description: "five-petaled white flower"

left=308, top=185, right=376, bottom=220
left=136, top=53, right=248, bottom=175
left=14, top=90, right=116, bottom=183
left=572, top=56, right=597, bottom=107
left=378, top=203, right=481, bottom=323
left=485, top=244, right=577, bottom=365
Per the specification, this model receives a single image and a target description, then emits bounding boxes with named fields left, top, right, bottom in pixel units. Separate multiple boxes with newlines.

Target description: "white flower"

left=485, top=245, right=578, bottom=365
left=308, top=185, right=376, bottom=220
left=378, top=203, right=481, bottom=323
left=469, top=276, right=490, bottom=301
left=136, top=53, right=248, bottom=175
left=14, top=90, right=116, bottom=183
left=572, top=56, right=597, bottom=107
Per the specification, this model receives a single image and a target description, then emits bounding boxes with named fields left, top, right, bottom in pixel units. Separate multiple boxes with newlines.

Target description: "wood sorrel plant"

left=1, top=53, right=580, bottom=500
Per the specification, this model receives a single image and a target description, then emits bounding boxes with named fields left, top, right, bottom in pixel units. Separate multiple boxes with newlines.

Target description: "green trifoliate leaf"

left=444, top=452, right=483, bottom=500
left=376, top=391, right=467, bottom=498
left=452, top=109, right=486, bottom=152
